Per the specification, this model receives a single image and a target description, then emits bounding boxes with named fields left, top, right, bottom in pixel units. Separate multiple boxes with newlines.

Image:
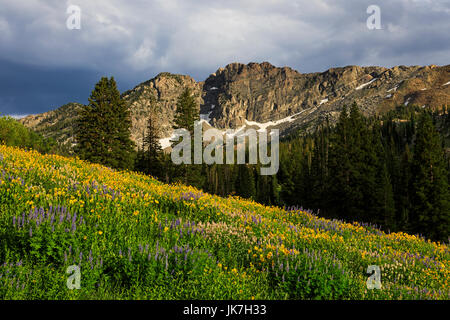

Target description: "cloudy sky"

left=0, top=0, right=449, bottom=116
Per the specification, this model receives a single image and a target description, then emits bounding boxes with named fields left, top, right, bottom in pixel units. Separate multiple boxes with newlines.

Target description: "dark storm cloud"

left=0, top=0, right=449, bottom=115
left=0, top=59, right=104, bottom=115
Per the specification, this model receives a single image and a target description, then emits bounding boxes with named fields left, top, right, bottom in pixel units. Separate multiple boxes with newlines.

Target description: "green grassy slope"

left=0, top=145, right=448, bottom=299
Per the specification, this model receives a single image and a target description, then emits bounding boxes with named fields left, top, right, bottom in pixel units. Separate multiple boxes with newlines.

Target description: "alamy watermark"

left=66, top=5, right=81, bottom=30
left=170, top=121, right=279, bottom=175
left=366, top=265, right=382, bottom=289
left=66, top=265, right=81, bottom=289
left=367, top=5, right=382, bottom=30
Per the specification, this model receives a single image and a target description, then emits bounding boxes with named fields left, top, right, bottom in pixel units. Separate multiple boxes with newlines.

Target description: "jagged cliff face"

left=20, top=62, right=450, bottom=149
left=121, top=72, right=203, bottom=147
left=202, top=62, right=449, bottom=133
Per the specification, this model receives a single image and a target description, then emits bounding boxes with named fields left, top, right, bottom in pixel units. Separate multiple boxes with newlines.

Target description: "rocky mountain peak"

left=19, top=62, right=450, bottom=151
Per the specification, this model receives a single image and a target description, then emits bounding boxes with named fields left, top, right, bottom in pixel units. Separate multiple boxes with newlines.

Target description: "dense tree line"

left=73, top=76, right=449, bottom=242
left=142, top=102, right=449, bottom=241
left=276, top=104, right=449, bottom=241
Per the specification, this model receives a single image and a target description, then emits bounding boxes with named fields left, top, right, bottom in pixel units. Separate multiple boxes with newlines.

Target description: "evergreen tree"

left=75, top=77, right=135, bottom=170
left=172, top=88, right=202, bottom=186
left=236, top=165, right=256, bottom=200
left=396, top=145, right=412, bottom=231
left=371, top=122, right=395, bottom=228
left=326, top=105, right=355, bottom=220
left=139, top=105, right=163, bottom=178
left=173, top=88, right=199, bottom=135
left=327, top=103, right=387, bottom=224
left=409, top=113, right=450, bottom=241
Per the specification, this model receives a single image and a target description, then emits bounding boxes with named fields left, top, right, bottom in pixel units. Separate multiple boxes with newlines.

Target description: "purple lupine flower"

left=79, top=251, right=83, bottom=262
left=29, top=227, right=32, bottom=237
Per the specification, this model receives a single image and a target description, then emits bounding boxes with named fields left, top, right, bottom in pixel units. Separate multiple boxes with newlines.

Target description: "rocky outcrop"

left=121, top=72, right=203, bottom=147
left=20, top=62, right=450, bottom=149
left=19, top=102, right=83, bottom=146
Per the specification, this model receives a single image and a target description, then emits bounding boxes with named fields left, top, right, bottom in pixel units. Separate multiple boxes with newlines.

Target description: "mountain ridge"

left=19, top=62, right=450, bottom=150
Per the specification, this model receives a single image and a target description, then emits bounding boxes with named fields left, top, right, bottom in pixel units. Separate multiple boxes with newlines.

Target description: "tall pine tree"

left=171, top=88, right=203, bottom=187
left=136, top=98, right=163, bottom=178
left=76, top=77, right=135, bottom=170
left=409, top=112, right=450, bottom=241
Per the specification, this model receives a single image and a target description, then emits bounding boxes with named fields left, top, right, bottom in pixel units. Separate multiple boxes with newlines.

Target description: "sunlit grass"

left=0, top=145, right=448, bottom=300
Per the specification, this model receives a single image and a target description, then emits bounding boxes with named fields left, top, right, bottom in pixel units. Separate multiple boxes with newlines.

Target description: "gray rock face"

left=20, top=62, right=450, bottom=149
left=121, top=72, right=203, bottom=146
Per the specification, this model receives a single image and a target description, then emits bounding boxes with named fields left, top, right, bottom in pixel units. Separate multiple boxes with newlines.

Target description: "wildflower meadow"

left=0, top=144, right=448, bottom=300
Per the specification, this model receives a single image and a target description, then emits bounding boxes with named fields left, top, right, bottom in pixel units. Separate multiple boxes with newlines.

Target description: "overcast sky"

left=0, top=0, right=449, bottom=116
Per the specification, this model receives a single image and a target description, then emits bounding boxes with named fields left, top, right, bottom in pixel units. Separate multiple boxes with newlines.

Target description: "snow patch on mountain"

left=159, top=132, right=179, bottom=149
left=387, top=86, right=398, bottom=93
left=200, top=111, right=213, bottom=123
left=319, top=98, right=328, bottom=105
left=7, top=114, right=30, bottom=119
left=244, top=109, right=311, bottom=133
left=356, top=78, right=378, bottom=90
